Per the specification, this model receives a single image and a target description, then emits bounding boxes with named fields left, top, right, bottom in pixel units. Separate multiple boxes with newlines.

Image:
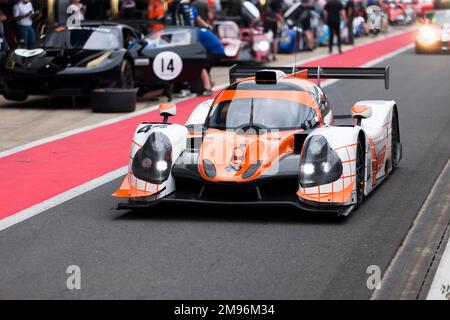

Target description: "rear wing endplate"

left=229, top=65, right=390, bottom=89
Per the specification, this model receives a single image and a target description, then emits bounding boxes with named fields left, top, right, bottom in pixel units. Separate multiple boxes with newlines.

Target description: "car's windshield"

left=207, top=98, right=318, bottom=130
left=44, top=27, right=121, bottom=50
left=431, top=12, right=450, bottom=25
left=148, top=30, right=192, bottom=47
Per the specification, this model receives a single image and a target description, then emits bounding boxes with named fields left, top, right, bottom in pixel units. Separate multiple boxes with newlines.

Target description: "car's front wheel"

left=355, top=137, right=365, bottom=206
left=118, top=59, right=134, bottom=89
left=390, top=109, right=401, bottom=173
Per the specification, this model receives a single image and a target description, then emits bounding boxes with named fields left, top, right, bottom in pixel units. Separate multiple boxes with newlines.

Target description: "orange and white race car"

left=113, top=65, right=402, bottom=216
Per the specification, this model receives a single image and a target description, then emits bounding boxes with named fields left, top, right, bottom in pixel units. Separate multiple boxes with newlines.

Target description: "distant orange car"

left=416, top=10, right=450, bottom=53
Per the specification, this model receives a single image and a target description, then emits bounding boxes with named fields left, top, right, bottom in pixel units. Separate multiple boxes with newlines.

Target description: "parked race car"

left=415, top=9, right=450, bottom=53
left=114, top=65, right=402, bottom=216
left=143, top=26, right=208, bottom=95
left=417, top=0, right=434, bottom=16
left=214, top=1, right=272, bottom=63
left=1, top=22, right=207, bottom=112
left=384, top=0, right=408, bottom=24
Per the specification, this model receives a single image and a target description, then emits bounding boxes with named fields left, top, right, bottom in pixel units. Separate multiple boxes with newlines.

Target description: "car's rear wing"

left=229, top=65, right=391, bottom=89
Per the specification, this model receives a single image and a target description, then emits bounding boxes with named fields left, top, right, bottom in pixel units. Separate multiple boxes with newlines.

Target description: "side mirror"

left=159, top=103, right=176, bottom=123
left=352, top=104, right=372, bottom=126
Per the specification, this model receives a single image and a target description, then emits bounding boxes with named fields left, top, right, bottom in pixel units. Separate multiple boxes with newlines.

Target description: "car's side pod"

left=297, top=126, right=369, bottom=207
left=113, top=103, right=188, bottom=200
left=352, top=100, right=402, bottom=185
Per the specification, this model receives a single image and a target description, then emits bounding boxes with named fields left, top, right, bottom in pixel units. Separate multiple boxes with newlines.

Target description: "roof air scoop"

left=255, top=70, right=286, bottom=84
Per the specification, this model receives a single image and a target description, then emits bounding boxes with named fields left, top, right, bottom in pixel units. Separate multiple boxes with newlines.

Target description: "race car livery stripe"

left=0, top=30, right=415, bottom=221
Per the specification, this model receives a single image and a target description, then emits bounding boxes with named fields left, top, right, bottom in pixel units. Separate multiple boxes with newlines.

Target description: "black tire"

left=3, top=92, right=28, bottom=101
left=415, top=46, right=427, bottom=54
left=390, top=109, right=401, bottom=173
left=118, top=59, right=134, bottom=89
left=91, top=88, right=137, bottom=113
left=355, top=137, right=365, bottom=206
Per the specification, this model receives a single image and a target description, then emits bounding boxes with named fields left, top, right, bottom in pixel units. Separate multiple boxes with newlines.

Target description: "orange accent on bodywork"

left=160, top=103, right=176, bottom=111
left=198, top=129, right=302, bottom=182
left=213, top=90, right=318, bottom=110
left=187, top=131, right=202, bottom=138
left=352, top=105, right=369, bottom=114
left=112, top=175, right=154, bottom=198
left=368, top=137, right=377, bottom=186
left=285, top=69, right=308, bottom=80
left=297, top=179, right=355, bottom=204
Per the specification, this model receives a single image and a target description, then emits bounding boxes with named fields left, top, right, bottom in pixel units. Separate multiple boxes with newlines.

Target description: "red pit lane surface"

left=0, top=31, right=415, bottom=220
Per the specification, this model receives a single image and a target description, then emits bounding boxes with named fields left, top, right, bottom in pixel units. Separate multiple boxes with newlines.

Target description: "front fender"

left=297, top=126, right=366, bottom=206
left=113, top=123, right=188, bottom=199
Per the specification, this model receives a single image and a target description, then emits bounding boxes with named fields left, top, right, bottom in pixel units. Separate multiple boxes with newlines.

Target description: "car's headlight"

left=299, top=135, right=343, bottom=188
left=253, top=40, right=270, bottom=52
left=86, top=51, right=112, bottom=69
left=132, top=132, right=172, bottom=184
left=417, top=26, right=440, bottom=44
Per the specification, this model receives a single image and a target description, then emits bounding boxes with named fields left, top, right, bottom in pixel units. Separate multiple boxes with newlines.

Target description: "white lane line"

left=0, top=105, right=160, bottom=159
left=0, top=37, right=415, bottom=231
left=0, top=29, right=414, bottom=160
left=427, top=228, right=450, bottom=300
left=427, top=192, right=450, bottom=299
left=371, top=158, right=450, bottom=300
left=0, top=166, right=127, bottom=231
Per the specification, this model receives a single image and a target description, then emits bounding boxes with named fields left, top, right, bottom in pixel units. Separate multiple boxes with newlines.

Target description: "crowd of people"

left=0, top=0, right=388, bottom=53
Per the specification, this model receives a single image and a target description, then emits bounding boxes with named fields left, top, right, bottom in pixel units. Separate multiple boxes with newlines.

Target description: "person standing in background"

left=196, top=27, right=224, bottom=96
left=323, top=0, right=346, bottom=54
left=147, top=0, right=165, bottom=31
left=67, top=0, right=86, bottom=23
left=0, top=8, right=8, bottom=52
left=345, top=0, right=355, bottom=45
left=299, top=0, right=315, bottom=51
left=13, top=0, right=35, bottom=49
left=169, top=0, right=210, bottom=28
left=192, top=0, right=210, bottom=23
left=263, top=1, right=283, bottom=61
left=120, top=0, right=137, bottom=19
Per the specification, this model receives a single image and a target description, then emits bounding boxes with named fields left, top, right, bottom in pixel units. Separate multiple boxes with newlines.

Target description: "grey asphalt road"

left=1, top=48, right=449, bottom=300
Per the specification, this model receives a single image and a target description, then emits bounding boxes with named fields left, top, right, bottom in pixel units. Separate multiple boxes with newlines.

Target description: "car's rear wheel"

left=390, top=110, right=401, bottom=173
left=355, top=137, right=365, bottom=206
left=3, top=92, right=28, bottom=102
left=118, top=59, right=134, bottom=89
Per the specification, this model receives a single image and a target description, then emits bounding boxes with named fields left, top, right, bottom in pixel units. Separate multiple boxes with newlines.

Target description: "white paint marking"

left=371, top=159, right=450, bottom=300
left=427, top=231, right=450, bottom=300
left=0, top=166, right=127, bottom=231
left=0, top=31, right=415, bottom=231
left=427, top=159, right=450, bottom=300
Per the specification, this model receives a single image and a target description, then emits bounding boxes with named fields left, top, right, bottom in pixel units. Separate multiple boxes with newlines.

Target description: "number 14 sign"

left=153, top=51, right=183, bottom=81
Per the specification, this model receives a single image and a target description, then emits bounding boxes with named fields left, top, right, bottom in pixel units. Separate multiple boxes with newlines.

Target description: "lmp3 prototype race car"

left=114, top=65, right=402, bottom=216
left=1, top=22, right=207, bottom=112
left=415, top=10, right=450, bottom=53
